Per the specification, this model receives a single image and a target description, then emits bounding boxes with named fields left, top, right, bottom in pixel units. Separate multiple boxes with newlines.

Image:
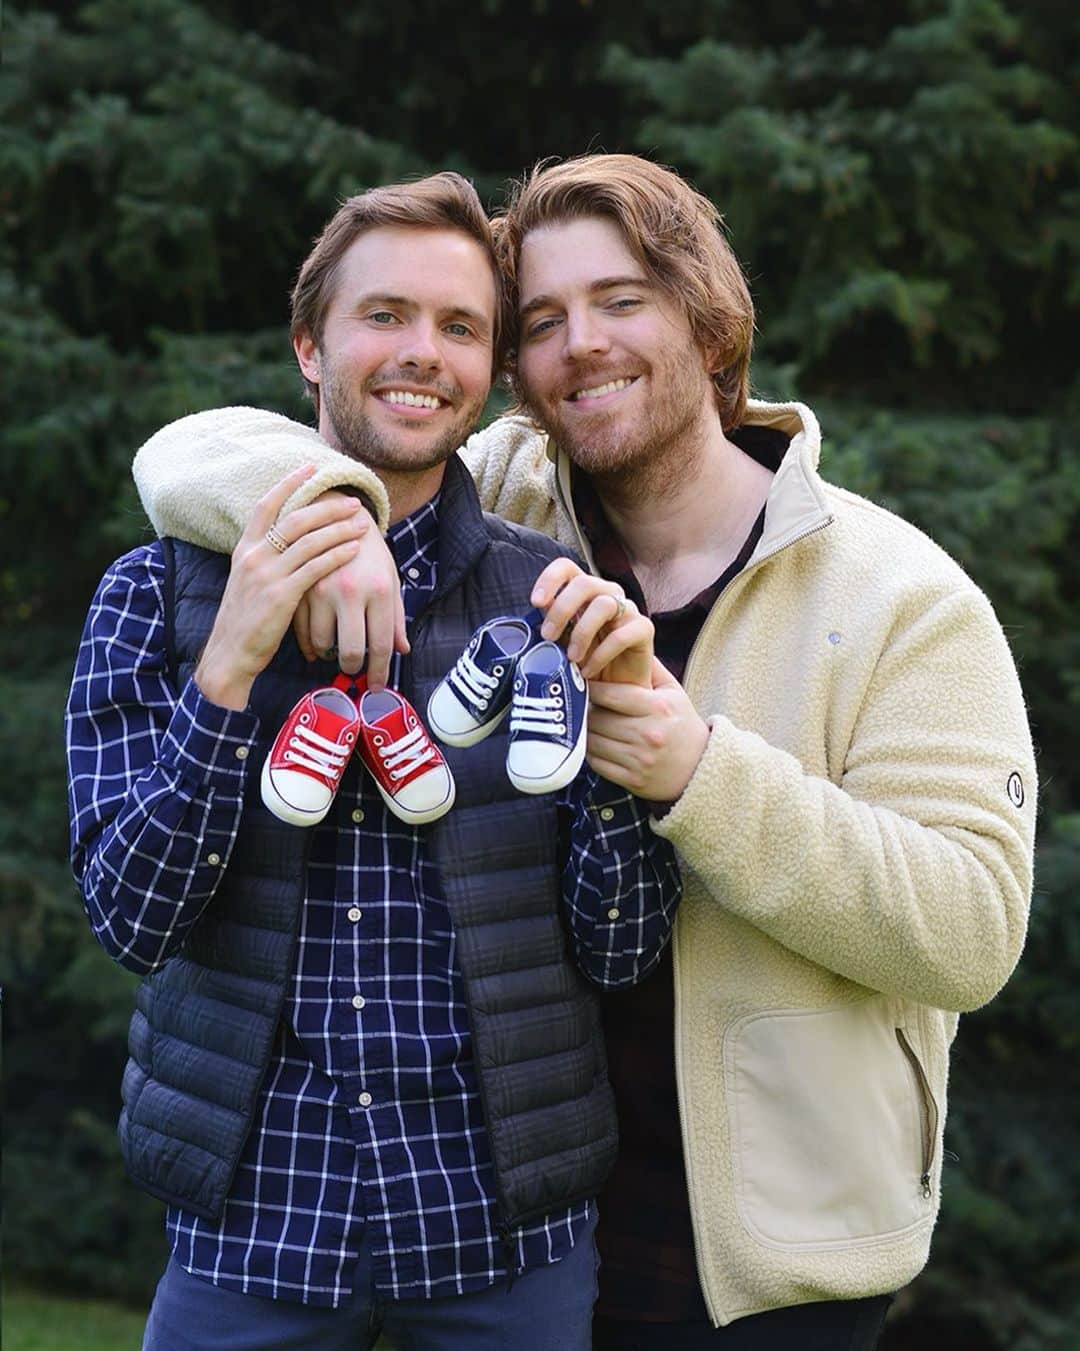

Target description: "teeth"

left=571, top=377, right=634, bottom=401
left=383, top=390, right=443, bottom=409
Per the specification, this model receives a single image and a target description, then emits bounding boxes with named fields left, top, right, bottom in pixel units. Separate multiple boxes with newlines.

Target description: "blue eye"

left=370, top=311, right=397, bottom=325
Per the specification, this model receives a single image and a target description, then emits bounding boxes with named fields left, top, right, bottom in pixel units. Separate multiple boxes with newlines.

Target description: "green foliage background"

left=2, top=2, right=1077, bottom=1344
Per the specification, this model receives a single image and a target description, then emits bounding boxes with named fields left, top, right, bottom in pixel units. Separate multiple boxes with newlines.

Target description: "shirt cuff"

left=160, top=677, right=261, bottom=790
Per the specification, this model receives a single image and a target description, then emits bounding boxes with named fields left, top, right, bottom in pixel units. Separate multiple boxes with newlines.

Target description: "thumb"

left=651, top=656, right=680, bottom=689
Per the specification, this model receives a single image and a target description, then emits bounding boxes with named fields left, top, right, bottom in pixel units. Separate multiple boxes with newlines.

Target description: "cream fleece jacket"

left=132, top=400, right=1036, bottom=1326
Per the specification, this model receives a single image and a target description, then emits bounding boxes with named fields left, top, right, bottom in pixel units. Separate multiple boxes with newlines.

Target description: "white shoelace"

left=449, top=650, right=499, bottom=708
left=509, top=692, right=566, bottom=737
left=285, top=724, right=352, bottom=778
left=379, top=722, right=437, bottom=781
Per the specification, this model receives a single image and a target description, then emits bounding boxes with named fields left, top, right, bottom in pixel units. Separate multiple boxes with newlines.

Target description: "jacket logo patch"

left=1006, top=772, right=1025, bottom=808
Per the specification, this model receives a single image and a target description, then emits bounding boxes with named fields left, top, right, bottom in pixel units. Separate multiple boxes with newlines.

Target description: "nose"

left=396, top=320, right=442, bottom=372
left=563, top=307, right=611, bottom=362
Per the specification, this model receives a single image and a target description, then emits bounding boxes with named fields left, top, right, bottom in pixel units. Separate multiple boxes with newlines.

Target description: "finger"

left=292, top=594, right=318, bottom=663
left=363, top=587, right=396, bottom=691
left=587, top=679, right=657, bottom=716
left=541, top=575, right=621, bottom=644
left=530, top=557, right=584, bottom=608
left=586, top=726, right=645, bottom=762
left=275, top=493, right=367, bottom=547
left=567, top=595, right=637, bottom=665
left=307, top=589, right=339, bottom=659
left=246, top=463, right=316, bottom=538
left=652, top=655, right=679, bottom=689
left=587, top=707, right=650, bottom=747
left=336, top=608, right=367, bottom=678
left=291, top=539, right=364, bottom=593
left=279, top=516, right=369, bottom=573
left=579, top=617, right=654, bottom=680
left=584, top=749, right=640, bottom=792
left=393, top=587, right=410, bottom=656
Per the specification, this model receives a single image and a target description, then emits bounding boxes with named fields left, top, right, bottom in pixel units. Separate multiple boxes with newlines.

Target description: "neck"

left=318, top=418, right=447, bottom=526
left=590, top=410, right=773, bottom=611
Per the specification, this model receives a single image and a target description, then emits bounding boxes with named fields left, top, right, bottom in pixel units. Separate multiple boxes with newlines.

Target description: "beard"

left=319, top=358, right=485, bottom=475
left=519, top=335, right=714, bottom=495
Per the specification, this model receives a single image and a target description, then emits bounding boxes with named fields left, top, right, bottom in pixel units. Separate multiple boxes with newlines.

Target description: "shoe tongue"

left=362, top=690, right=410, bottom=737
left=312, top=689, right=359, bottom=734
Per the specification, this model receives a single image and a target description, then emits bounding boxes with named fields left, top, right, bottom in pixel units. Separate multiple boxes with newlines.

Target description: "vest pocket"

left=724, top=998, right=935, bottom=1250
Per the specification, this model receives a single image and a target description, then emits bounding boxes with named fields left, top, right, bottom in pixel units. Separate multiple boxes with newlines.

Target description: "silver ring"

left=265, top=525, right=289, bottom=555
left=611, top=595, right=627, bottom=623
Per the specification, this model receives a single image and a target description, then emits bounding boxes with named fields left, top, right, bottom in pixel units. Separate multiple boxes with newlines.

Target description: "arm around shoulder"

left=133, top=405, right=390, bottom=551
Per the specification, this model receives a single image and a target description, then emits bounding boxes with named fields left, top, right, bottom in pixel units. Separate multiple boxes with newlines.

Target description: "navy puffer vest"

left=119, top=456, right=618, bottom=1230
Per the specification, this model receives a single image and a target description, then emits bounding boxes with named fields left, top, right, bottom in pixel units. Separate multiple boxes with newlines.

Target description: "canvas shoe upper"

left=260, top=686, right=361, bottom=827
left=506, top=640, right=588, bottom=795
left=427, top=615, right=538, bottom=747
left=356, top=687, right=456, bottom=825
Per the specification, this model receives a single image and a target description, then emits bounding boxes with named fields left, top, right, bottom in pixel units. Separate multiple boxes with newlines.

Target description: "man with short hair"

left=66, top=171, right=680, bottom=1351
left=131, top=153, right=1036, bottom=1348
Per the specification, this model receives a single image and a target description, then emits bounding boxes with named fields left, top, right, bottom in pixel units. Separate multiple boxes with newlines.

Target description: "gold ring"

left=265, top=525, right=289, bottom=555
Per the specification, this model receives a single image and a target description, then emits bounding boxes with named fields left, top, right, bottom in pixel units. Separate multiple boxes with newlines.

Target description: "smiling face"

left=514, top=216, right=718, bottom=480
left=294, top=225, right=496, bottom=491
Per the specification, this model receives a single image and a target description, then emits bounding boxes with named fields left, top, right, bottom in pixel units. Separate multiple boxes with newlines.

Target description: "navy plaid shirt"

left=67, top=492, right=680, bottom=1307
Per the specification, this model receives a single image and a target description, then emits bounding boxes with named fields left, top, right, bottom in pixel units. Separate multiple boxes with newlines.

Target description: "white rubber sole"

left=371, top=773, right=457, bottom=825
left=506, top=707, right=588, bottom=796
left=260, top=756, right=334, bottom=827
left=427, top=697, right=511, bottom=748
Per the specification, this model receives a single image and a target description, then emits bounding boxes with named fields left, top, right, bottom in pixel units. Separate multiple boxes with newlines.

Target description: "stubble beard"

left=522, top=348, right=714, bottom=505
left=319, top=357, right=483, bottom=474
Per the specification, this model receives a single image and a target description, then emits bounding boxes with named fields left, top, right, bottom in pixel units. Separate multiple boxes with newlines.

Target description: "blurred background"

left=2, top=1, right=1078, bottom=1347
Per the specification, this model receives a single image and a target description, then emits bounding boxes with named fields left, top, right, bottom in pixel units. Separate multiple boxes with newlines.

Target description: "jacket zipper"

left=896, top=1027, right=939, bottom=1200
left=673, top=516, right=834, bottom=1327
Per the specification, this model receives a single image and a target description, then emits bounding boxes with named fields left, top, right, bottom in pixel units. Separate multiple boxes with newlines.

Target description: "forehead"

left=518, top=216, right=642, bottom=303
left=330, top=224, right=497, bottom=317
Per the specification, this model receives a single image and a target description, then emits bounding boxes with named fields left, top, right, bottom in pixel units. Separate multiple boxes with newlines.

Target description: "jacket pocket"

left=895, top=1026, right=939, bottom=1201
left=724, top=998, right=935, bottom=1251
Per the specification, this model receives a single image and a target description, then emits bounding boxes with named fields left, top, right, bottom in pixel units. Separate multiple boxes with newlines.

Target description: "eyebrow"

left=350, top=291, right=492, bottom=334
left=518, top=275, right=651, bottom=324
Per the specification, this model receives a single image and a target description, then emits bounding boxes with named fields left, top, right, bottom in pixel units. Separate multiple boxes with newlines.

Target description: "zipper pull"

left=920, top=1172, right=932, bottom=1200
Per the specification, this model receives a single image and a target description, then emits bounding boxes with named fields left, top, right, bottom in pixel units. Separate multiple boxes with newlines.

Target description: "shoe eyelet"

left=493, top=665, right=504, bottom=676
left=300, top=713, right=310, bottom=724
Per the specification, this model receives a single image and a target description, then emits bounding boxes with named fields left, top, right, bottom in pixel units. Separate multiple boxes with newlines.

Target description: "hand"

left=194, top=466, right=369, bottom=710
left=586, top=658, right=711, bottom=804
left=291, top=492, right=409, bottom=689
left=530, top=558, right=653, bottom=686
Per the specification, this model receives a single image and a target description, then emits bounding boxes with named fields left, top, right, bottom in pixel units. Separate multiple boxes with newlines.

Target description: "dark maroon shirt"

left=572, top=427, right=784, bottom=1322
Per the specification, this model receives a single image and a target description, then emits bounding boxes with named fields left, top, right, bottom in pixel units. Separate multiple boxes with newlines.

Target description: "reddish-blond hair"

left=290, top=173, right=507, bottom=406
left=494, top=155, right=754, bottom=430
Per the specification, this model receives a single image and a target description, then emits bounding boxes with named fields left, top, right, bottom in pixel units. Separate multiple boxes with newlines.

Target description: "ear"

left=293, top=331, right=320, bottom=386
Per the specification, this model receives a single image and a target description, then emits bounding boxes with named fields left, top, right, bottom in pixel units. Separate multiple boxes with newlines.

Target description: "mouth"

left=373, top=387, right=452, bottom=418
left=565, top=376, right=639, bottom=408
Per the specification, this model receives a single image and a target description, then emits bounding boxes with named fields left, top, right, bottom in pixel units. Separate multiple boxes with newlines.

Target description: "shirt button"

left=358, top=1091, right=373, bottom=1108
left=347, top=907, right=363, bottom=923
left=352, top=994, right=366, bottom=1010
left=600, top=807, right=615, bottom=822
left=607, top=907, right=621, bottom=921
left=407, top=566, right=421, bottom=580
left=234, top=746, right=249, bottom=760
left=206, top=852, right=222, bottom=867
left=352, top=808, right=365, bottom=824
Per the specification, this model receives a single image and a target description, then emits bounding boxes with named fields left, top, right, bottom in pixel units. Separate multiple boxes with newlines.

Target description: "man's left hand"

left=586, top=658, right=711, bottom=806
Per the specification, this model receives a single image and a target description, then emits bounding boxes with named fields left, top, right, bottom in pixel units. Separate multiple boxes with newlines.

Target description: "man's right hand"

left=291, top=492, right=409, bottom=690
left=194, top=466, right=370, bottom=711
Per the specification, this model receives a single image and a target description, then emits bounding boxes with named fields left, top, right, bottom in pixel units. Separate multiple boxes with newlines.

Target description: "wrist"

left=194, top=648, right=257, bottom=712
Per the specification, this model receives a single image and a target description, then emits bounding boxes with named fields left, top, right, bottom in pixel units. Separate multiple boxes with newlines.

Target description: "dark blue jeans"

left=143, top=1211, right=598, bottom=1351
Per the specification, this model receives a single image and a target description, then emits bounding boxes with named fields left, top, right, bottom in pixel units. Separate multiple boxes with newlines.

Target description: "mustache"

left=367, top=369, right=463, bottom=402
